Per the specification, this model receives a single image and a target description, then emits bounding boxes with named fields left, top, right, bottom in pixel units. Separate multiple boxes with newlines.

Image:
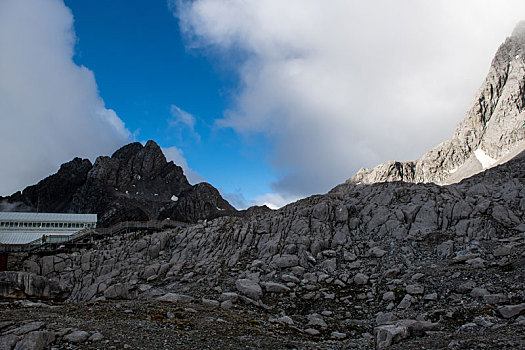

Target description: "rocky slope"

left=350, top=21, right=525, bottom=186
left=1, top=140, right=237, bottom=226
left=2, top=149, right=524, bottom=348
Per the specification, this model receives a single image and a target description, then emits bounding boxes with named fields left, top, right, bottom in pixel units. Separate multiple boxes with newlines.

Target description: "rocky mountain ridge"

left=0, top=140, right=237, bottom=226
left=350, top=21, right=525, bottom=186
left=3, top=148, right=524, bottom=349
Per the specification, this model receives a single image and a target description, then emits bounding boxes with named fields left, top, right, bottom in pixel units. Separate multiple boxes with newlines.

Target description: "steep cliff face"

left=350, top=22, right=525, bottom=185
left=2, top=140, right=237, bottom=226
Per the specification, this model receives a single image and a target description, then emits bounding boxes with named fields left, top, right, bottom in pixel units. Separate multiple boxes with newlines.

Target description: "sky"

left=1, top=0, right=525, bottom=209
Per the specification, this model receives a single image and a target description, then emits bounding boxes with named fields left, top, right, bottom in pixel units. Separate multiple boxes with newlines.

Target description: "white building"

left=0, top=212, right=97, bottom=245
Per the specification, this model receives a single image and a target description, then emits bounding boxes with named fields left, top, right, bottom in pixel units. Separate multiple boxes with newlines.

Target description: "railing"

left=0, top=220, right=189, bottom=253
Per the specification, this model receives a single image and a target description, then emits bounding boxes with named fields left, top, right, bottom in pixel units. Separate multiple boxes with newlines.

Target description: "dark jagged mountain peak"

left=6, top=157, right=93, bottom=213
left=2, top=140, right=238, bottom=226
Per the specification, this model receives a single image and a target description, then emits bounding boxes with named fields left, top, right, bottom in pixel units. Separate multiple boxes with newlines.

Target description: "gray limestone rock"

left=498, top=303, right=525, bottom=318
left=374, top=324, right=409, bottom=349
left=235, top=279, right=263, bottom=300
left=470, top=288, right=490, bottom=298
left=273, top=255, right=299, bottom=269
left=64, top=330, right=90, bottom=343
left=483, top=294, right=509, bottom=305
left=277, top=316, right=294, bottom=325
left=304, top=328, right=320, bottom=336
left=14, top=331, right=55, bottom=350
left=306, top=314, right=328, bottom=329
left=13, top=322, right=45, bottom=336
left=398, top=295, right=415, bottom=309
left=406, top=284, right=424, bottom=295
left=201, top=298, right=219, bottom=307
left=331, top=331, right=347, bottom=339
left=0, top=334, right=20, bottom=350
left=88, top=332, right=104, bottom=342
left=374, top=319, right=438, bottom=349
left=156, top=293, right=194, bottom=303
left=262, top=282, right=291, bottom=293
left=0, top=272, right=69, bottom=301
left=103, top=283, right=129, bottom=300
left=353, top=273, right=369, bottom=285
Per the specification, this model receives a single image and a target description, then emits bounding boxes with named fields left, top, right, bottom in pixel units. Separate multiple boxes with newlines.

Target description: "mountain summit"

left=1, top=140, right=236, bottom=226
left=350, top=22, right=525, bottom=185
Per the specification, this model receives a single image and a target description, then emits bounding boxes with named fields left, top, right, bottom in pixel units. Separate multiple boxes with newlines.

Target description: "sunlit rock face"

left=350, top=21, right=525, bottom=186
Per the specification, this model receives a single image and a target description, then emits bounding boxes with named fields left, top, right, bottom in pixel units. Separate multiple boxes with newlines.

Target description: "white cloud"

left=221, top=189, right=299, bottom=210
left=0, top=0, right=131, bottom=195
left=220, top=188, right=249, bottom=210
left=162, top=146, right=206, bottom=185
left=253, top=192, right=301, bottom=210
left=169, top=104, right=200, bottom=141
left=175, top=0, right=525, bottom=197
left=170, top=104, right=196, bottom=129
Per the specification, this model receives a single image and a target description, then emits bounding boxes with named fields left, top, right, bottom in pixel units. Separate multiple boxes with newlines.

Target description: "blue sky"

left=1, top=0, right=524, bottom=209
left=63, top=0, right=277, bottom=207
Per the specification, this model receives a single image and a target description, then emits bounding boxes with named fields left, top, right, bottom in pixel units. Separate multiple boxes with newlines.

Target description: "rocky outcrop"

left=157, top=182, right=237, bottom=223
left=1, top=140, right=237, bottom=226
left=350, top=21, right=525, bottom=185
left=0, top=271, right=70, bottom=300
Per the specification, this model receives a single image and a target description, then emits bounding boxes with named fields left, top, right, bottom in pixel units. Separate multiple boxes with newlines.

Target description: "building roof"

left=0, top=212, right=97, bottom=223
left=0, top=230, right=79, bottom=245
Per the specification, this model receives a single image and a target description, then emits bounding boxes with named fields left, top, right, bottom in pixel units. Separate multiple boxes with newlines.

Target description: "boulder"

left=498, top=304, right=525, bottom=319
left=64, top=330, right=90, bottom=343
left=235, top=279, right=263, bottom=300
left=0, top=272, right=69, bottom=301
left=14, top=331, right=55, bottom=350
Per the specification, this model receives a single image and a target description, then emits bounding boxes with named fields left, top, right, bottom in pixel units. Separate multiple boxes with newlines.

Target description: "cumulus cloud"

left=175, top=0, right=525, bottom=197
left=253, top=192, right=301, bottom=210
left=220, top=189, right=250, bottom=210
left=162, top=146, right=206, bottom=185
left=0, top=0, right=131, bottom=195
left=221, top=188, right=300, bottom=210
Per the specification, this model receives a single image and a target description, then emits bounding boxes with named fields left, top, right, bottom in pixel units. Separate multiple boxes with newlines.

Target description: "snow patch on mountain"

left=474, top=148, right=497, bottom=169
